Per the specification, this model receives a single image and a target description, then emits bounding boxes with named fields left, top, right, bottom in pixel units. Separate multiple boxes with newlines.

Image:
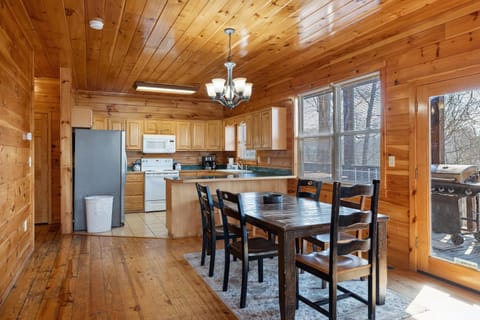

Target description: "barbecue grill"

left=431, top=164, right=480, bottom=245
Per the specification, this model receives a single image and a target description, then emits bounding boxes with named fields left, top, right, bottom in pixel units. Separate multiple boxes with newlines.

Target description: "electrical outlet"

left=23, top=219, right=28, bottom=232
left=267, top=157, right=271, bottom=164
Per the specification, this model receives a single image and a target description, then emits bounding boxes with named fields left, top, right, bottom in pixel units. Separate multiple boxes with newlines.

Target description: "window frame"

left=297, top=72, right=382, bottom=183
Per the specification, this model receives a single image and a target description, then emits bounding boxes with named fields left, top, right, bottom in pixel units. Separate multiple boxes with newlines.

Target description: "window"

left=237, top=122, right=256, bottom=160
left=298, top=73, right=381, bottom=183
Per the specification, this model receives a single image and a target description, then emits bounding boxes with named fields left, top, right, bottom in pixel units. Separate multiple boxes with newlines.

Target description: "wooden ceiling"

left=21, top=0, right=441, bottom=100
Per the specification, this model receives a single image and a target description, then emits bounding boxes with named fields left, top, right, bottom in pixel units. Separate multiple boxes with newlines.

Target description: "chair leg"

left=240, top=257, right=249, bottom=308
left=368, top=274, right=376, bottom=320
left=200, top=230, right=207, bottom=266
left=295, top=268, right=299, bottom=309
left=258, top=259, right=263, bottom=282
left=223, top=251, right=230, bottom=292
left=208, top=240, right=216, bottom=277
left=329, top=281, right=337, bottom=320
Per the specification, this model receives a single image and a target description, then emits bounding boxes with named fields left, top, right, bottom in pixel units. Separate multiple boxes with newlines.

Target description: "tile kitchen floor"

left=86, top=211, right=169, bottom=238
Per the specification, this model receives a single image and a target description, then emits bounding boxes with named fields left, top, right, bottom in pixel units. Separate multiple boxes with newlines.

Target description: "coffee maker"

left=202, top=155, right=216, bottom=170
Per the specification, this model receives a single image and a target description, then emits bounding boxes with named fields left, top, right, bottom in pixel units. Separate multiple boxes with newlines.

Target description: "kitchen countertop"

left=167, top=170, right=295, bottom=183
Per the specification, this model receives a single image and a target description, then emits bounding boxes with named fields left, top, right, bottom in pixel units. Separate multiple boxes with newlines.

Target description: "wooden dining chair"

left=295, top=179, right=380, bottom=320
left=296, top=178, right=323, bottom=201
left=195, top=183, right=239, bottom=277
left=305, top=194, right=367, bottom=252
left=296, top=179, right=323, bottom=253
left=216, top=189, right=278, bottom=308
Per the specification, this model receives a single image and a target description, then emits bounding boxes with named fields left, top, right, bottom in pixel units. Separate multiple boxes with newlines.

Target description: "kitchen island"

left=165, top=170, right=295, bottom=238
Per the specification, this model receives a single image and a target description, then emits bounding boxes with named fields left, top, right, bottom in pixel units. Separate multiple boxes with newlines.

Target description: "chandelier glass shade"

left=206, top=28, right=252, bottom=109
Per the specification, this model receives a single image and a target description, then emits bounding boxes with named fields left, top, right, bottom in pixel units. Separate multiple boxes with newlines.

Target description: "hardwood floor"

left=0, top=224, right=478, bottom=319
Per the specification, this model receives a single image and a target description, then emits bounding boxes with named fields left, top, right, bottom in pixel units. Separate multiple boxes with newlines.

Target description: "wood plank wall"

left=33, top=78, right=61, bottom=223
left=229, top=1, right=480, bottom=269
left=0, top=1, right=35, bottom=304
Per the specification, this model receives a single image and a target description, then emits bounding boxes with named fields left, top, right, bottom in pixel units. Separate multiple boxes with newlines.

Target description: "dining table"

left=235, top=191, right=389, bottom=320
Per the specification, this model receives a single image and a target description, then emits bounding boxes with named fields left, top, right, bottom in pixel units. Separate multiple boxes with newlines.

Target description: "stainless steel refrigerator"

left=73, top=129, right=126, bottom=231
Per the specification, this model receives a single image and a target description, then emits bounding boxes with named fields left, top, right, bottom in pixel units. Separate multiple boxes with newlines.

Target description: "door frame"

left=34, top=111, right=52, bottom=224
left=415, top=73, right=480, bottom=291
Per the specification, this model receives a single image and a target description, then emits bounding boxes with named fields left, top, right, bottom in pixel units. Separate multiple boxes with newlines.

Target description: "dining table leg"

left=277, top=230, right=296, bottom=320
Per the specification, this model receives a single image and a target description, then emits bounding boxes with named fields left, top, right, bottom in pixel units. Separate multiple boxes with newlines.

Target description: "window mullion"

left=332, top=83, right=341, bottom=180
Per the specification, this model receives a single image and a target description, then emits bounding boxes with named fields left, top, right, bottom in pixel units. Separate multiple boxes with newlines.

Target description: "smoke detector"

left=89, top=18, right=104, bottom=30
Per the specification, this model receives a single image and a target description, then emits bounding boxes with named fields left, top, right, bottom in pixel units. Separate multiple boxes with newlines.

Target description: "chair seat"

left=305, top=231, right=357, bottom=247
left=230, top=237, right=278, bottom=257
left=296, top=251, right=370, bottom=280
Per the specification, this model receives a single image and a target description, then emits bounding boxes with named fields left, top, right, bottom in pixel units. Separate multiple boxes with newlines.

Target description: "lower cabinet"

left=125, top=173, right=144, bottom=213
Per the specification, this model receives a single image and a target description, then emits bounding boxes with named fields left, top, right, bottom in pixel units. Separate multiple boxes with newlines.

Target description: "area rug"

left=184, top=251, right=428, bottom=319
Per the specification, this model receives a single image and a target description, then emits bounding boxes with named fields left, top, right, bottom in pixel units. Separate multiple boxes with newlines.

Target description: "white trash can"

left=84, top=195, right=114, bottom=233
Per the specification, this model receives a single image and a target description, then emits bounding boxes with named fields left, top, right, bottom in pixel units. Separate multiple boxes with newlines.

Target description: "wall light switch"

left=28, top=156, right=32, bottom=167
left=388, top=155, right=395, bottom=167
left=23, top=219, right=28, bottom=232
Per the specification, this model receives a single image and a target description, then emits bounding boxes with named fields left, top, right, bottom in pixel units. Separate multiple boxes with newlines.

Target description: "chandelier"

left=205, top=28, right=252, bottom=109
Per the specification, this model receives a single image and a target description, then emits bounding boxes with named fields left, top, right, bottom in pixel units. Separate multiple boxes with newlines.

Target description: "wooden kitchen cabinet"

left=144, top=119, right=176, bottom=134
left=125, top=173, right=144, bottom=213
left=206, top=120, right=223, bottom=150
left=176, top=120, right=191, bottom=150
left=176, top=120, right=222, bottom=151
left=71, top=108, right=93, bottom=128
left=191, top=121, right=207, bottom=150
left=126, top=119, right=143, bottom=150
left=244, top=107, right=286, bottom=150
left=108, top=118, right=126, bottom=131
left=245, top=114, right=254, bottom=149
left=92, top=114, right=108, bottom=130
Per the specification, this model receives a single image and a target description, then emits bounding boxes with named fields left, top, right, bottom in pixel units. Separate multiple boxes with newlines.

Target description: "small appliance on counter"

left=174, top=162, right=181, bottom=170
left=227, top=157, right=234, bottom=169
left=202, top=154, right=216, bottom=170
left=132, top=159, right=141, bottom=171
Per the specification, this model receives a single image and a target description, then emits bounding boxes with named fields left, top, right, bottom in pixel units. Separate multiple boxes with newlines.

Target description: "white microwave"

left=143, top=134, right=176, bottom=154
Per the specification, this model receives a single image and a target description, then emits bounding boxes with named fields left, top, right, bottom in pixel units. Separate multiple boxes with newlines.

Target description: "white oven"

left=141, top=158, right=179, bottom=212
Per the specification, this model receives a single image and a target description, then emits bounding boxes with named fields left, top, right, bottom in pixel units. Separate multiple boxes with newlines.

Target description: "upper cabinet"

left=191, top=121, right=207, bottom=150
left=244, top=107, right=287, bottom=150
left=176, top=120, right=223, bottom=151
left=91, top=115, right=125, bottom=131
left=90, top=116, right=237, bottom=152
left=125, top=120, right=143, bottom=150
left=176, top=120, right=191, bottom=151
left=108, top=119, right=126, bottom=131
left=206, top=120, right=224, bottom=151
left=71, top=108, right=93, bottom=128
left=144, top=119, right=175, bottom=134
left=92, top=114, right=108, bottom=130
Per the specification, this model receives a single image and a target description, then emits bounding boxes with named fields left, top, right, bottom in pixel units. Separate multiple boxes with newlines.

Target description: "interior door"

left=416, top=74, right=480, bottom=291
left=34, top=112, right=51, bottom=224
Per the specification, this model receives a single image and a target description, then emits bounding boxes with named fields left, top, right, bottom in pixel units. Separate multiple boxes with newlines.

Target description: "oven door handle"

left=431, top=177, right=457, bottom=183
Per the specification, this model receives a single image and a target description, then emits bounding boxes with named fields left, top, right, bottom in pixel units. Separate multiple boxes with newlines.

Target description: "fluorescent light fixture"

left=134, top=81, right=197, bottom=95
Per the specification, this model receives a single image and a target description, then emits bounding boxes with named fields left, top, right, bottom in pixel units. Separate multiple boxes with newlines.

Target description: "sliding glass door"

left=416, top=74, right=480, bottom=292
